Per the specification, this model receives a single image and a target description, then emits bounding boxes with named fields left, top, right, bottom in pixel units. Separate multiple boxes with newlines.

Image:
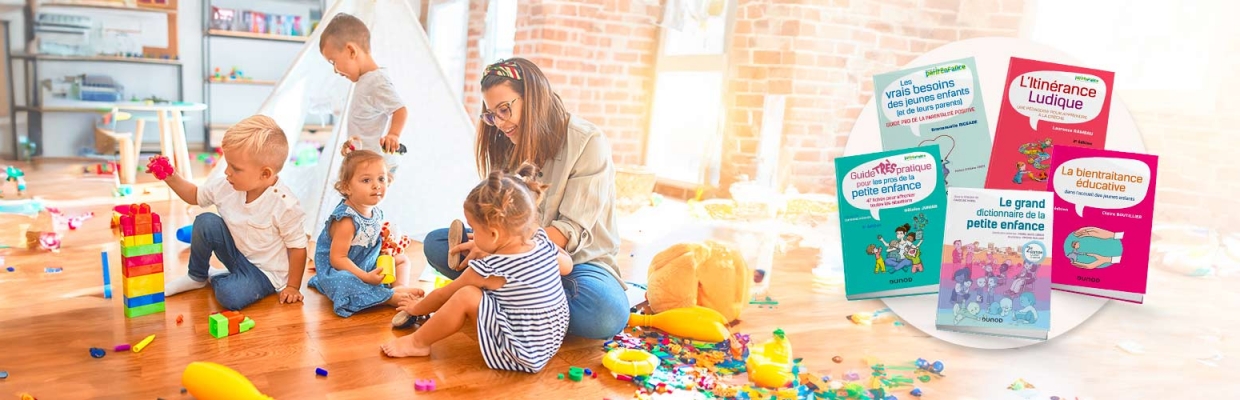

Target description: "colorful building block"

left=124, top=302, right=165, bottom=318
left=121, top=243, right=162, bottom=258
left=209, top=311, right=256, bottom=338
left=119, top=203, right=165, bottom=318
left=124, top=292, right=165, bottom=309
left=123, top=272, right=164, bottom=298
left=122, top=262, right=163, bottom=278
left=122, top=253, right=162, bottom=268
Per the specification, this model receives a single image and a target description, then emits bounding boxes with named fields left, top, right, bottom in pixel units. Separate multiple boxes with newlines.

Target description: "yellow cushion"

left=646, top=240, right=751, bottom=322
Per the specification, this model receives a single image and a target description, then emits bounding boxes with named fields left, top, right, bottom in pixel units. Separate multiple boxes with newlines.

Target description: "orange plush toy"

left=645, top=241, right=752, bottom=323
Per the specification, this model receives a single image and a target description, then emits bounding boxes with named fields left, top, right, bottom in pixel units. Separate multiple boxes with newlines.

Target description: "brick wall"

left=498, top=0, right=661, bottom=166
left=720, top=0, right=1027, bottom=196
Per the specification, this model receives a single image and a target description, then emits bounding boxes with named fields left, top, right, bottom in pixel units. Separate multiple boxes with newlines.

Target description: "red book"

left=984, top=57, right=1115, bottom=191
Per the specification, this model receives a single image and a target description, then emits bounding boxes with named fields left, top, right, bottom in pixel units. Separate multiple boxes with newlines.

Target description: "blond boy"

left=153, top=115, right=308, bottom=310
left=319, top=13, right=408, bottom=172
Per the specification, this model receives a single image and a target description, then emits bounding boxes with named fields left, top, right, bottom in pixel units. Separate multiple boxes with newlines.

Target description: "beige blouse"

left=528, top=116, right=623, bottom=286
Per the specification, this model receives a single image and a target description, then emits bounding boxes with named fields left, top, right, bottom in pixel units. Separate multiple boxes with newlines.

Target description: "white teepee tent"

left=208, top=0, right=478, bottom=241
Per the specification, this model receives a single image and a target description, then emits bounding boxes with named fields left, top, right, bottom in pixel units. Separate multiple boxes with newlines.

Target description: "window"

left=481, top=0, right=517, bottom=64
left=644, top=0, right=735, bottom=187
left=427, top=0, right=469, bottom=101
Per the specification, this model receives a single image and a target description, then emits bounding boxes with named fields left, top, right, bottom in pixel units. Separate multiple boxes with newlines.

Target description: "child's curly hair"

left=333, top=150, right=388, bottom=196
left=464, top=162, right=548, bottom=239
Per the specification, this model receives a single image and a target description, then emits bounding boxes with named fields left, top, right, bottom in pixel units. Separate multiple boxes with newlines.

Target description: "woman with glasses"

left=407, top=58, right=628, bottom=340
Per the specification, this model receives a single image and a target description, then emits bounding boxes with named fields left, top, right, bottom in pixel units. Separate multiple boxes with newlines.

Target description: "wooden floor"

left=0, top=159, right=1234, bottom=399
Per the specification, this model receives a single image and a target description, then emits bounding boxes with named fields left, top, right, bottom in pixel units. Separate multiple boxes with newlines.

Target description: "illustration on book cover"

left=936, top=188, right=1052, bottom=339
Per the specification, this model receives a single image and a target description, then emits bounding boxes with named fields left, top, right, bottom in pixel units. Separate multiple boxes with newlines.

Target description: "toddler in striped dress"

left=381, top=163, right=571, bottom=373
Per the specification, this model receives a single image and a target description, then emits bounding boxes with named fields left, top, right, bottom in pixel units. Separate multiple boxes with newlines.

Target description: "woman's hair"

left=895, top=223, right=911, bottom=234
left=332, top=150, right=387, bottom=196
left=475, top=58, right=569, bottom=175
left=464, top=162, right=549, bottom=239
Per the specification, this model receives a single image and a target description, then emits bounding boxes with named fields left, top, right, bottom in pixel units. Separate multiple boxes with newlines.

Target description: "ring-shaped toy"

left=602, top=348, right=659, bottom=376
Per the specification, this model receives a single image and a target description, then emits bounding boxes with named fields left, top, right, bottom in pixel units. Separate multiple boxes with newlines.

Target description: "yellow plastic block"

left=123, top=273, right=164, bottom=298
left=136, top=234, right=153, bottom=246
left=122, top=236, right=137, bottom=248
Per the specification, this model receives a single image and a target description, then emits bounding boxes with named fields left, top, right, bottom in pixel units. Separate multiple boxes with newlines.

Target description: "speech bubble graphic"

left=1007, top=70, right=1108, bottom=131
left=879, top=62, right=975, bottom=137
left=1052, top=157, right=1151, bottom=217
left=842, top=151, right=940, bottom=220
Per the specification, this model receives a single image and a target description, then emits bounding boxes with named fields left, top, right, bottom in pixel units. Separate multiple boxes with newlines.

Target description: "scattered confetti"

left=832, top=356, right=843, bottom=363
left=44, top=267, right=62, bottom=273
left=1007, top=378, right=1036, bottom=391
left=6, top=267, right=13, bottom=272
left=89, top=347, right=105, bottom=358
left=0, top=370, right=7, bottom=379
left=1114, top=341, right=1145, bottom=354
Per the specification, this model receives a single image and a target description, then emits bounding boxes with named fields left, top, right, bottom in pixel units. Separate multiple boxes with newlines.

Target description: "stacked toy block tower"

left=119, top=204, right=166, bottom=318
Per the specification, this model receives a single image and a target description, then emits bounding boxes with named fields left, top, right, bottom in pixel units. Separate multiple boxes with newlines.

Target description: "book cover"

left=984, top=57, right=1115, bottom=191
left=935, top=188, right=1053, bottom=340
left=1047, top=145, right=1158, bottom=303
left=874, top=57, right=992, bottom=189
left=834, top=146, right=947, bottom=300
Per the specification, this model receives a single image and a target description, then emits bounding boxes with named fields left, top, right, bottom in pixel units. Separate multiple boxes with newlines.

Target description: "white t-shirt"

left=197, top=176, right=308, bottom=290
left=348, top=68, right=405, bottom=167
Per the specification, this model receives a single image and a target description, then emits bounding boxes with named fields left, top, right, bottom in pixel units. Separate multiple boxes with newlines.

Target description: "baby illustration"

left=1013, top=292, right=1038, bottom=325
left=1067, top=241, right=1081, bottom=263
left=952, top=240, right=964, bottom=265
left=951, top=266, right=972, bottom=305
left=954, top=301, right=982, bottom=324
left=904, top=234, right=924, bottom=273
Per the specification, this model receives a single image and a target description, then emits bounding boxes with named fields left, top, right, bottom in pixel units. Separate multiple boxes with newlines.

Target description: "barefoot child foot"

left=381, top=334, right=430, bottom=357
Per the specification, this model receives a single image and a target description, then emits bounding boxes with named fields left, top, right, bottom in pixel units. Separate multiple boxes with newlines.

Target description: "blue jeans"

left=189, top=213, right=277, bottom=310
left=423, top=227, right=629, bottom=340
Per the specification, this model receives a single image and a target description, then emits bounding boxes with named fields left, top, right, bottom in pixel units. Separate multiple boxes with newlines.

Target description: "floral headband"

left=484, top=60, right=522, bottom=81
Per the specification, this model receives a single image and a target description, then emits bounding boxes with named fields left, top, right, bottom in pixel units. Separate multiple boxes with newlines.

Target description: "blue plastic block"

left=176, top=225, right=192, bottom=244
left=153, top=232, right=162, bottom=244
left=124, top=292, right=165, bottom=309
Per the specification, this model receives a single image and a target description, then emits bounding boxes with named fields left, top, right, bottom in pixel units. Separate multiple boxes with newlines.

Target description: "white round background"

left=842, top=37, right=1144, bottom=349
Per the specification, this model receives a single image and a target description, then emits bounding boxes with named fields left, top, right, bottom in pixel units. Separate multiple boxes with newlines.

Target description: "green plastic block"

left=121, top=243, right=163, bottom=258
left=124, top=301, right=165, bottom=318
left=568, top=366, right=583, bottom=381
left=209, top=313, right=256, bottom=338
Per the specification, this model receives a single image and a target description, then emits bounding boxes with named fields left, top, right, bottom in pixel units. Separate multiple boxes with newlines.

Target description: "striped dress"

left=468, top=228, right=570, bottom=373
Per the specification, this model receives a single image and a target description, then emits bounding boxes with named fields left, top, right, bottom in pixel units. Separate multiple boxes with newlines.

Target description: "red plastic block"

left=122, top=253, right=163, bottom=268
left=123, top=262, right=164, bottom=278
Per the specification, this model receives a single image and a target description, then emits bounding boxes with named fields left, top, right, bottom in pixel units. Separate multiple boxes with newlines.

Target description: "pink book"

left=1048, top=145, right=1158, bottom=303
left=984, top=58, right=1115, bottom=191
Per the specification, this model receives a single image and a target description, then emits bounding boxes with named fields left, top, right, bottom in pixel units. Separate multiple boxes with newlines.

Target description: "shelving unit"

left=201, top=0, right=326, bottom=150
left=207, top=29, right=308, bottom=43
left=4, top=2, right=185, bottom=159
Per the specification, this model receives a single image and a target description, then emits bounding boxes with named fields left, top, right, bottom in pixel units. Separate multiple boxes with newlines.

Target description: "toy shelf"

left=41, top=1, right=177, bottom=14
left=11, top=53, right=182, bottom=65
left=207, top=29, right=307, bottom=43
left=207, top=79, right=278, bottom=86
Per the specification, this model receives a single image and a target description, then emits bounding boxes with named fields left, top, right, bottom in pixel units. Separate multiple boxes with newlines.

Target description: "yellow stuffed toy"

left=646, top=240, right=752, bottom=323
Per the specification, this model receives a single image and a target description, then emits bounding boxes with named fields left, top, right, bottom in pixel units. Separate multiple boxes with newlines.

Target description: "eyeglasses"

left=480, top=98, right=519, bottom=126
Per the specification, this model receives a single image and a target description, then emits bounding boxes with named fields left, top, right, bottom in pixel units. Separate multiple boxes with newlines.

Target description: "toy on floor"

left=176, top=225, right=192, bottom=244
left=182, top=361, right=273, bottom=400
left=2, top=166, right=27, bottom=198
left=414, top=379, right=436, bottom=391
left=626, top=305, right=731, bottom=342
left=378, top=222, right=411, bottom=285
left=746, top=328, right=795, bottom=389
left=132, top=334, right=156, bottom=352
left=146, top=155, right=174, bottom=180
left=119, top=204, right=166, bottom=318
left=209, top=310, right=256, bottom=338
left=83, top=162, right=118, bottom=176
left=602, top=348, right=659, bottom=376
left=645, top=240, right=752, bottom=323
left=101, top=251, right=112, bottom=299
